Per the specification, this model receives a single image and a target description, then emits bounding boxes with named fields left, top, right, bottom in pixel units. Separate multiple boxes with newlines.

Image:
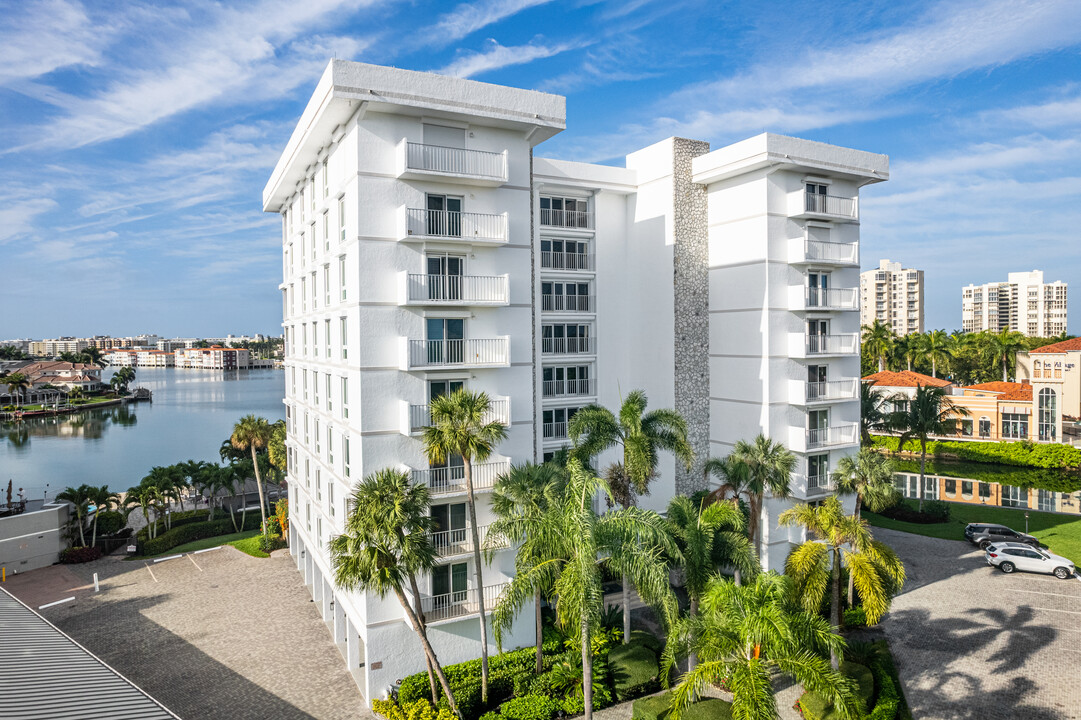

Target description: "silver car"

left=985, top=542, right=1076, bottom=579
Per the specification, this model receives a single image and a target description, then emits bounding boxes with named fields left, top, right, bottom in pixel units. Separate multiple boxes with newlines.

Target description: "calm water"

left=1, top=368, right=284, bottom=498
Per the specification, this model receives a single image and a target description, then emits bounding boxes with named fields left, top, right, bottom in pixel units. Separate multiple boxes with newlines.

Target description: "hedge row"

left=137, top=509, right=211, bottom=541
left=871, top=434, right=1081, bottom=469
left=631, top=692, right=733, bottom=720
left=139, top=514, right=260, bottom=556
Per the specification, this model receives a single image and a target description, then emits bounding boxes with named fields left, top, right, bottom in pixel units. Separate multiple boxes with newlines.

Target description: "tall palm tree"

left=231, top=415, right=272, bottom=532
left=489, top=462, right=565, bottom=673
left=780, top=496, right=906, bottom=668
left=885, top=384, right=968, bottom=512
left=496, top=458, right=678, bottom=720
left=987, top=329, right=1026, bottom=382
left=859, top=382, right=888, bottom=446
left=80, top=347, right=105, bottom=367
left=861, top=320, right=895, bottom=373
left=421, top=389, right=507, bottom=702
left=713, top=435, right=796, bottom=561
left=268, top=420, right=287, bottom=473
left=569, top=389, right=693, bottom=641
left=920, top=329, right=951, bottom=378
left=143, top=466, right=182, bottom=531
left=87, top=485, right=120, bottom=546
left=123, top=483, right=156, bottom=539
left=892, top=333, right=920, bottom=372
left=832, top=449, right=897, bottom=605
left=328, top=469, right=459, bottom=715
left=56, top=484, right=94, bottom=546
left=3, top=373, right=30, bottom=407
left=662, top=573, right=860, bottom=720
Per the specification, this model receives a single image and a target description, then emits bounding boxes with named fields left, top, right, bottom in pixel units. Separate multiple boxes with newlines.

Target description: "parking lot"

left=879, top=527, right=1081, bottom=720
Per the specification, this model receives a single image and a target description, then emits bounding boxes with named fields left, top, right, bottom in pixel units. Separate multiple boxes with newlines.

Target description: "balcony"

left=793, top=379, right=859, bottom=405
left=793, top=473, right=834, bottom=496
left=541, top=250, right=594, bottom=271
left=405, top=396, right=510, bottom=435
left=543, top=378, right=595, bottom=399
left=410, top=583, right=508, bottom=625
left=793, top=192, right=859, bottom=222
left=541, top=336, right=594, bottom=356
left=541, top=294, right=594, bottom=313
left=401, top=208, right=508, bottom=244
left=412, top=460, right=509, bottom=496
left=401, top=273, right=509, bottom=306
left=540, top=208, right=594, bottom=230
left=789, top=239, right=858, bottom=266
left=794, top=287, right=859, bottom=311
left=397, top=141, right=507, bottom=185
left=806, top=423, right=859, bottom=450
left=403, top=338, right=510, bottom=370
left=792, top=333, right=859, bottom=357
left=430, top=524, right=507, bottom=558
left=543, top=421, right=568, bottom=441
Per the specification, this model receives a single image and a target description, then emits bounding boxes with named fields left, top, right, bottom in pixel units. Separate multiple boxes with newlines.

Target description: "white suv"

left=985, top=542, right=1076, bottom=580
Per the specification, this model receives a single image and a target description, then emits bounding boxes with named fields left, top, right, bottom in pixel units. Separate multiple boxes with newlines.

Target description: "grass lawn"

left=136, top=530, right=268, bottom=559
left=865, top=499, right=1081, bottom=565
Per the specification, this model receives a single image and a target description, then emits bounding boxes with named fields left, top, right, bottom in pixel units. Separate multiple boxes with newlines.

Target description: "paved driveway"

left=878, top=527, right=1081, bottom=720
left=5, top=547, right=369, bottom=720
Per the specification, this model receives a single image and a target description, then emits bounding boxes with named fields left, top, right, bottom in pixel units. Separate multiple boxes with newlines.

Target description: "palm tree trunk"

left=76, top=510, right=86, bottom=546
left=463, top=457, right=490, bottom=702
left=91, top=515, right=98, bottom=548
left=932, top=358, right=937, bottom=378
left=581, top=612, right=593, bottom=720
left=918, top=441, right=927, bottom=514
left=535, top=586, right=544, bottom=675
left=394, top=587, right=459, bottom=717
left=621, top=575, right=632, bottom=644
left=878, top=356, right=885, bottom=373
left=1003, top=357, right=1008, bottom=383
left=734, top=568, right=742, bottom=586
left=830, top=547, right=842, bottom=670
left=749, top=495, right=762, bottom=561
left=688, top=597, right=699, bottom=672
left=848, top=496, right=861, bottom=608
left=407, top=573, right=439, bottom=705
left=250, top=446, right=269, bottom=533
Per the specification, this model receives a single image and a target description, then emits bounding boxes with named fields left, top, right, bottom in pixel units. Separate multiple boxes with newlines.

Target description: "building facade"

left=264, top=60, right=887, bottom=704
left=962, top=270, right=1068, bottom=337
left=1016, top=337, right=1081, bottom=428
left=28, top=338, right=88, bottom=356
left=860, top=259, right=923, bottom=335
left=174, top=347, right=250, bottom=369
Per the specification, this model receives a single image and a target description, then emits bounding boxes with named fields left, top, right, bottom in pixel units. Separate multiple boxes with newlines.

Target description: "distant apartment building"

left=264, top=60, right=887, bottom=702
left=29, top=338, right=89, bottom=356
left=859, top=259, right=923, bottom=335
left=136, top=350, right=175, bottom=367
left=174, top=346, right=250, bottom=369
left=103, top=350, right=138, bottom=366
left=85, top=335, right=161, bottom=349
left=1016, top=336, right=1081, bottom=426
left=962, top=270, right=1067, bottom=337
left=0, top=339, right=32, bottom=353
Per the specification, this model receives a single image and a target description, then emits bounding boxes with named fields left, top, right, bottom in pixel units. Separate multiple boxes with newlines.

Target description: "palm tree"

left=780, top=496, right=906, bottom=668
left=124, top=483, right=157, bottom=539
left=489, top=462, right=565, bottom=673
left=832, top=449, right=897, bottom=605
left=231, top=415, right=272, bottom=532
left=892, top=333, right=920, bottom=372
left=987, top=329, right=1026, bottom=382
left=663, top=573, right=860, bottom=720
left=421, top=389, right=507, bottom=702
left=87, top=485, right=120, bottom=546
left=859, top=382, right=888, bottom=446
left=920, top=329, right=951, bottom=378
left=81, top=346, right=105, bottom=367
left=569, top=389, right=693, bottom=641
left=496, top=458, right=678, bottom=720
left=56, top=484, right=93, bottom=546
left=328, top=469, right=459, bottom=715
left=713, top=435, right=796, bottom=561
left=861, top=320, right=895, bottom=373
left=268, top=420, right=287, bottom=473
left=2, top=373, right=30, bottom=407
left=885, top=384, right=968, bottom=512
left=143, top=466, right=182, bottom=531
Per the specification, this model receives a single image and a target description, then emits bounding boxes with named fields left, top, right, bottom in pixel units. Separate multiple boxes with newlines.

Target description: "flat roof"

left=692, top=132, right=889, bottom=186
left=0, top=588, right=180, bottom=720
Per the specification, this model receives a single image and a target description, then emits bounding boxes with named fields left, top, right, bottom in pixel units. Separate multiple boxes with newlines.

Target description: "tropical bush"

left=608, top=642, right=660, bottom=701
left=258, top=532, right=286, bottom=553
left=498, top=695, right=560, bottom=720
left=136, top=509, right=211, bottom=541
left=631, top=692, right=733, bottom=720
left=94, top=510, right=126, bottom=536
left=843, top=606, right=868, bottom=628
left=877, top=499, right=950, bottom=524
left=798, top=661, right=874, bottom=720
left=60, top=546, right=102, bottom=564
left=372, top=698, right=455, bottom=720
left=139, top=514, right=260, bottom=556
left=872, top=434, right=1081, bottom=469
left=626, top=629, right=664, bottom=654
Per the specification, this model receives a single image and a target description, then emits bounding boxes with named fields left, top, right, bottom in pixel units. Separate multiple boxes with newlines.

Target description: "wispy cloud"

left=436, top=38, right=586, bottom=78
left=975, top=91, right=1081, bottom=130
left=0, top=0, right=112, bottom=85
left=427, top=0, right=555, bottom=44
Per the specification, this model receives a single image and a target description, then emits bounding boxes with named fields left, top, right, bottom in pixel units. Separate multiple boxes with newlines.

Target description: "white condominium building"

left=860, top=259, right=924, bottom=335
left=263, top=60, right=887, bottom=704
left=962, top=270, right=1068, bottom=337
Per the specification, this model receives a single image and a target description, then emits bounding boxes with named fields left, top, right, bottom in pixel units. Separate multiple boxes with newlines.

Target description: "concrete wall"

left=0, top=503, right=70, bottom=573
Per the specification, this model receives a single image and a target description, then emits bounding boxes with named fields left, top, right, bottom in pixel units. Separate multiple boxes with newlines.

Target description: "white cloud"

left=977, top=93, right=1081, bottom=130
left=436, top=39, right=585, bottom=78
left=0, top=0, right=111, bottom=85
left=427, top=0, right=555, bottom=44
left=0, top=197, right=58, bottom=243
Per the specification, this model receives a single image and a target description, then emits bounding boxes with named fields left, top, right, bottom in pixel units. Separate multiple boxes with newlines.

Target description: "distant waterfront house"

left=174, top=346, right=251, bottom=369
left=13, top=361, right=105, bottom=394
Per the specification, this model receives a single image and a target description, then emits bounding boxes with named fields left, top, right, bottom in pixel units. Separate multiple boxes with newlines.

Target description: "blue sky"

left=2, top=0, right=1080, bottom=339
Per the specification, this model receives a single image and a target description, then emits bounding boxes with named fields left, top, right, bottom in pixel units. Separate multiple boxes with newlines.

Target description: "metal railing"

left=409, top=398, right=509, bottom=433
left=542, top=378, right=595, bottom=398
left=407, top=338, right=509, bottom=368
left=543, top=421, right=568, bottom=439
left=405, top=142, right=506, bottom=181
left=541, top=250, right=594, bottom=271
left=416, top=583, right=507, bottom=624
left=541, top=294, right=594, bottom=312
left=430, top=524, right=506, bottom=557
left=406, top=274, right=508, bottom=304
left=539, top=208, right=594, bottom=229
left=805, top=379, right=858, bottom=402
left=405, top=208, right=507, bottom=241
left=805, top=333, right=858, bottom=355
left=804, top=192, right=857, bottom=219
left=541, top=336, right=594, bottom=355
left=413, top=460, right=508, bottom=495
left=803, top=240, right=857, bottom=264
left=807, top=423, right=859, bottom=449
left=806, top=474, right=833, bottom=493
left=805, top=287, right=858, bottom=310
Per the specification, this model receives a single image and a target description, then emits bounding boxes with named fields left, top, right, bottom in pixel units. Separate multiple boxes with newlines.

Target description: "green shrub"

left=609, top=642, right=659, bottom=701
left=626, top=630, right=664, bottom=655
left=498, top=695, right=559, bottom=720
left=798, top=662, right=874, bottom=720
left=479, top=713, right=501, bottom=720
left=136, top=509, right=211, bottom=540
left=631, top=692, right=733, bottom=720
left=871, top=434, right=1081, bottom=469
left=372, top=698, right=455, bottom=720
left=94, top=510, right=125, bottom=536
left=843, top=606, right=868, bottom=628
left=558, top=682, right=613, bottom=715
left=60, top=546, right=102, bottom=563
left=139, top=514, right=260, bottom=556
left=683, top=699, right=733, bottom=720
left=259, top=532, right=286, bottom=553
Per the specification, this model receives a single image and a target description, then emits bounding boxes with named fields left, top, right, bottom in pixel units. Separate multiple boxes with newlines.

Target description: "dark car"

left=964, top=523, right=1039, bottom=549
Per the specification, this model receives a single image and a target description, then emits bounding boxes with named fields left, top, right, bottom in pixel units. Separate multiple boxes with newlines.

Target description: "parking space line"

left=1014, top=588, right=1081, bottom=600
left=188, top=554, right=202, bottom=572
left=144, top=563, right=158, bottom=583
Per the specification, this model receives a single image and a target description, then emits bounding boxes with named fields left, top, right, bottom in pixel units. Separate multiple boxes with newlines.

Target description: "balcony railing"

left=540, top=209, right=594, bottom=229
left=414, top=583, right=508, bottom=624
left=805, top=379, right=859, bottom=403
left=405, top=274, right=508, bottom=305
left=805, top=474, right=834, bottom=493
left=430, top=524, right=507, bottom=557
left=541, top=251, right=594, bottom=271
left=406, top=338, right=509, bottom=369
left=404, top=142, right=507, bottom=183
left=804, top=333, right=858, bottom=356
left=412, top=460, right=508, bottom=496
left=807, top=423, right=859, bottom=449
left=541, top=336, right=594, bottom=355
left=541, top=294, right=594, bottom=313
left=804, top=193, right=858, bottom=220
left=404, top=208, right=507, bottom=243
left=543, top=421, right=568, bottom=440
left=409, top=397, right=509, bottom=434
left=805, top=287, right=858, bottom=310
left=802, top=240, right=857, bottom=265
left=542, top=378, right=595, bottom=399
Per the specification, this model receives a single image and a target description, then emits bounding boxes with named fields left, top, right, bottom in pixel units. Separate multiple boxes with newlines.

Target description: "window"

left=322, top=158, right=328, bottom=198
left=324, top=319, right=331, bottom=359
left=807, top=454, right=829, bottom=489
left=341, top=377, right=349, bottom=419
left=978, top=417, right=991, bottom=438
left=540, top=238, right=591, bottom=270
left=1002, top=485, right=1028, bottom=508
left=1039, top=388, right=1057, bottom=441
left=324, top=265, right=330, bottom=306
left=807, top=272, right=830, bottom=308
left=805, top=182, right=829, bottom=212
left=304, top=413, right=310, bottom=445
left=323, top=211, right=329, bottom=251
left=540, top=196, right=589, bottom=228
left=541, top=281, right=592, bottom=312
left=310, top=180, right=315, bottom=212
left=338, top=198, right=346, bottom=243
left=313, top=372, right=319, bottom=406
left=426, top=253, right=465, bottom=301
left=301, top=277, right=307, bottom=311
left=542, top=365, right=591, bottom=397
left=426, top=318, right=464, bottom=364
left=431, top=502, right=467, bottom=552
left=1001, top=413, right=1028, bottom=439
left=339, top=256, right=347, bottom=301
left=426, top=194, right=462, bottom=237
left=431, top=562, right=468, bottom=604
left=340, top=317, right=348, bottom=360
left=327, top=428, right=334, bottom=464
left=541, top=323, right=592, bottom=354
left=311, top=271, right=317, bottom=308
left=944, top=479, right=956, bottom=497
left=302, top=369, right=308, bottom=401
left=344, top=436, right=351, bottom=477
left=325, top=373, right=332, bottom=411
left=328, top=478, right=335, bottom=516
left=291, top=367, right=296, bottom=397
left=543, top=407, right=581, bottom=439
left=316, top=468, right=322, bottom=501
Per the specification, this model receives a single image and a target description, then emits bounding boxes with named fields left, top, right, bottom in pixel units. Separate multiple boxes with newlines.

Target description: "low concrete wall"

left=0, top=503, right=70, bottom=573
